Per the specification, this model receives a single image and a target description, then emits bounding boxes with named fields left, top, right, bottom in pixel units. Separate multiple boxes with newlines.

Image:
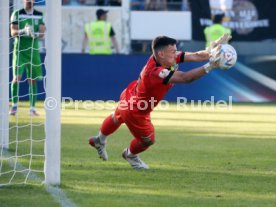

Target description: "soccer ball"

left=219, top=44, right=237, bottom=70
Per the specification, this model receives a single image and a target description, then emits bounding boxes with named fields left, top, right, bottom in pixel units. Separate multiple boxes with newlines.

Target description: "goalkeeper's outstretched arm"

left=168, top=45, right=222, bottom=84
left=184, top=50, right=209, bottom=62
left=167, top=60, right=219, bottom=84
left=182, top=33, right=231, bottom=63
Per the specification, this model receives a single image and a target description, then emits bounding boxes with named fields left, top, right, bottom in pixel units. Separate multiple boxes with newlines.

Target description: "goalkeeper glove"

left=203, top=44, right=221, bottom=73
left=207, top=33, right=232, bottom=52
left=18, top=24, right=35, bottom=38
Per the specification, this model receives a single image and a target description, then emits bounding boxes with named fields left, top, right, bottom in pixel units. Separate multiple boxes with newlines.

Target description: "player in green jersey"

left=10, top=0, right=46, bottom=116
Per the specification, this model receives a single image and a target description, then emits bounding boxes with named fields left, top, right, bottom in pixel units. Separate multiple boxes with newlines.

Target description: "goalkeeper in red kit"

left=89, top=34, right=231, bottom=169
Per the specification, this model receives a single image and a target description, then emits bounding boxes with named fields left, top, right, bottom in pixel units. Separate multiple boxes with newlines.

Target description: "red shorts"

left=114, top=89, right=154, bottom=139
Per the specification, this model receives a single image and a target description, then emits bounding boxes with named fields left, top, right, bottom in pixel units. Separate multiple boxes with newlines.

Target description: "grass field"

left=1, top=102, right=276, bottom=207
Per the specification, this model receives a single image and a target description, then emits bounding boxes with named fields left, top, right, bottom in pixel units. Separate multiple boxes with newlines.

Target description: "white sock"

left=98, top=131, right=107, bottom=144
left=127, top=148, right=135, bottom=157
left=12, top=103, right=18, bottom=107
left=30, top=107, right=35, bottom=111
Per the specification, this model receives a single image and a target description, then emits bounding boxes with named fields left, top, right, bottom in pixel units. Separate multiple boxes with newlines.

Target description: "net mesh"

left=0, top=0, right=46, bottom=186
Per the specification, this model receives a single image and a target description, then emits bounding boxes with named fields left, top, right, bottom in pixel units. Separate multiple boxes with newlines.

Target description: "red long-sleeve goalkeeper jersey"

left=121, top=52, right=185, bottom=114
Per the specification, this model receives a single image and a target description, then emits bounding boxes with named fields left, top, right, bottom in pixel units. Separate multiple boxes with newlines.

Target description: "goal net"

left=0, top=0, right=61, bottom=186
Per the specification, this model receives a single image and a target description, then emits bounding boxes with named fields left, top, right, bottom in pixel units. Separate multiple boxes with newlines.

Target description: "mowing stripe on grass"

left=1, top=150, right=77, bottom=207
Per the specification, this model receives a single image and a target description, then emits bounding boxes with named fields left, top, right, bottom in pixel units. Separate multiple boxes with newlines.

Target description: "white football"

left=219, top=44, right=237, bottom=70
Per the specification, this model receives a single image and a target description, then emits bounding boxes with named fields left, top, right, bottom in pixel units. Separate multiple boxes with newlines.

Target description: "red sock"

left=129, top=138, right=149, bottom=154
left=100, top=114, right=121, bottom=136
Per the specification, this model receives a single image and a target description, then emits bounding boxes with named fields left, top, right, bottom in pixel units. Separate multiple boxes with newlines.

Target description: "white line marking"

left=1, top=150, right=78, bottom=207
left=235, top=62, right=276, bottom=92
left=212, top=72, right=268, bottom=102
left=45, top=185, right=78, bottom=207
left=245, top=55, right=276, bottom=63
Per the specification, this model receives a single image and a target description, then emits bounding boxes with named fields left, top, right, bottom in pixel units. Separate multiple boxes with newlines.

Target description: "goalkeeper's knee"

left=140, top=134, right=155, bottom=147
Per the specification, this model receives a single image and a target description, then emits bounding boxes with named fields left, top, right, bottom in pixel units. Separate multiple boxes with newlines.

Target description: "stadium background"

left=2, top=1, right=276, bottom=206
left=11, top=0, right=276, bottom=102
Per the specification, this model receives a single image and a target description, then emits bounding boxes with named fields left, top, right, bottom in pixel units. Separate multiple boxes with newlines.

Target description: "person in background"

left=181, top=0, right=190, bottom=11
left=131, top=0, right=145, bottom=10
left=82, top=9, right=119, bottom=54
left=96, top=0, right=108, bottom=6
left=167, top=0, right=182, bottom=11
left=109, top=0, right=121, bottom=6
left=204, top=13, right=232, bottom=48
left=10, top=0, right=46, bottom=116
left=145, top=0, right=167, bottom=10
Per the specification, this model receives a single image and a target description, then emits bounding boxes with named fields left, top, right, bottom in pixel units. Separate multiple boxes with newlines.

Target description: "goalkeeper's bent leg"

left=129, top=134, right=155, bottom=155
left=89, top=113, right=122, bottom=161
left=99, top=113, right=122, bottom=143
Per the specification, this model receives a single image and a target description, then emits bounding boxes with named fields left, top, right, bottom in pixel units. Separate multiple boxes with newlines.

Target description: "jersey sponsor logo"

left=158, top=69, right=170, bottom=79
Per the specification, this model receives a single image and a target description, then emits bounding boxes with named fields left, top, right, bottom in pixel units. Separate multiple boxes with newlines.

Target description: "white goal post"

left=0, top=0, right=10, bottom=150
left=44, top=0, right=62, bottom=185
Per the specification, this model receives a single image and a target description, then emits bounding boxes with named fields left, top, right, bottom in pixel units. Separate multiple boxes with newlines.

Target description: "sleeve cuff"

left=180, top=52, right=185, bottom=63
left=162, top=71, right=175, bottom=84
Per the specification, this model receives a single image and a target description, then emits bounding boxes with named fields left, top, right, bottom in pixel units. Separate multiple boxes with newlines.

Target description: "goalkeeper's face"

left=159, top=44, right=177, bottom=68
left=23, top=0, right=34, bottom=9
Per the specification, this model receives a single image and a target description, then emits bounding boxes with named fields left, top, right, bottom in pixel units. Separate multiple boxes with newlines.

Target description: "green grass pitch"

left=1, top=102, right=276, bottom=207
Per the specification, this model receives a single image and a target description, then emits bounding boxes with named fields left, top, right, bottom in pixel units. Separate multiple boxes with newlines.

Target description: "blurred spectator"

left=81, top=0, right=97, bottom=5
left=62, top=0, right=71, bottom=5
left=63, top=0, right=97, bottom=6
left=145, top=0, right=167, bottom=11
left=96, top=0, right=108, bottom=6
left=93, top=0, right=122, bottom=5
left=167, top=0, right=182, bottom=10
left=131, top=0, right=145, bottom=10
left=109, top=0, right=121, bottom=6
left=82, top=9, right=119, bottom=54
left=78, top=0, right=88, bottom=4
left=61, top=0, right=122, bottom=6
left=181, top=0, right=190, bottom=11
left=204, top=14, right=232, bottom=48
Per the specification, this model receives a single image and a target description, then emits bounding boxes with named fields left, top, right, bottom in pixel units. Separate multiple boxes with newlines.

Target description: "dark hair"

left=213, top=14, right=225, bottom=24
left=152, top=36, right=177, bottom=54
left=96, top=9, right=108, bottom=19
